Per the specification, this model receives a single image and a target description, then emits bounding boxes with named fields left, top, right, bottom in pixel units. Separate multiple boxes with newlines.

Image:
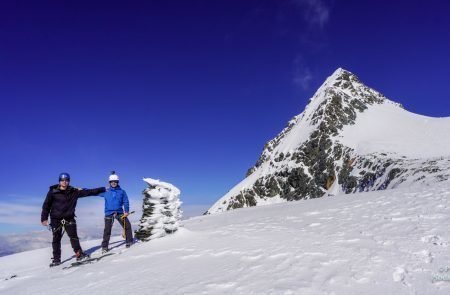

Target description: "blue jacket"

left=99, top=186, right=130, bottom=216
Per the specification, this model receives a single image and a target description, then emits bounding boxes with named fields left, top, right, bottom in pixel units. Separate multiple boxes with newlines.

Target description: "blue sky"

left=1, top=0, right=449, bottom=234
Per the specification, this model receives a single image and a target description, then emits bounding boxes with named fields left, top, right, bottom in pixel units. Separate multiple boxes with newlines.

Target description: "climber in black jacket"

left=41, top=172, right=106, bottom=267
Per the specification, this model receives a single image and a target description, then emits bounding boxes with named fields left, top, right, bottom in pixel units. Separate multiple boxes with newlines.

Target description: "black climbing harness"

left=49, top=219, right=79, bottom=240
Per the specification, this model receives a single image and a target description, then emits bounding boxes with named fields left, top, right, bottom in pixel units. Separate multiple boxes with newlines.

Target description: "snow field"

left=2, top=184, right=450, bottom=294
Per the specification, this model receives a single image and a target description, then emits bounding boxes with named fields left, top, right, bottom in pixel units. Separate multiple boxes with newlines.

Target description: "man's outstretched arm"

left=77, top=187, right=106, bottom=198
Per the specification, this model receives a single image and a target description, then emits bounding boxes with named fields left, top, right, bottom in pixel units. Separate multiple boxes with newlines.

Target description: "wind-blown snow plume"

left=135, top=178, right=182, bottom=241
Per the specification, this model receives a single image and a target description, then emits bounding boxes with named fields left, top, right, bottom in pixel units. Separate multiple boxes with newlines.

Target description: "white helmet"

left=109, top=171, right=120, bottom=182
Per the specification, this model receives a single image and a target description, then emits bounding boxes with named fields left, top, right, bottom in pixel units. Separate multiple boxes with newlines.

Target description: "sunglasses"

left=109, top=181, right=119, bottom=184
left=59, top=179, right=70, bottom=182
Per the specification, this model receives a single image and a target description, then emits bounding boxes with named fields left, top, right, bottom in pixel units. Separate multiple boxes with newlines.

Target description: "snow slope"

left=2, top=184, right=450, bottom=294
left=338, top=103, right=450, bottom=158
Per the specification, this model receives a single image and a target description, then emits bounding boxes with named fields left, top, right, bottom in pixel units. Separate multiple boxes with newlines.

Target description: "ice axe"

left=120, top=211, right=135, bottom=239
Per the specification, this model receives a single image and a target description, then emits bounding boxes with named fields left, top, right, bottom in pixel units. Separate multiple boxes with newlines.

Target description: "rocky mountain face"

left=207, top=68, right=450, bottom=214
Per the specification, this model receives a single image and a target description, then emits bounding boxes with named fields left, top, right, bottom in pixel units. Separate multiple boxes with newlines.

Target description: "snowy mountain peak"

left=308, top=67, right=400, bottom=109
left=331, top=67, right=358, bottom=82
left=207, top=68, right=450, bottom=214
left=318, top=67, right=358, bottom=90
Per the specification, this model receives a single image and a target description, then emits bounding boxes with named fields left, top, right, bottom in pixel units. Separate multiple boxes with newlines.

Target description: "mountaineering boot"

left=102, top=247, right=109, bottom=254
left=75, top=250, right=89, bottom=261
left=49, top=257, right=61, bottom=267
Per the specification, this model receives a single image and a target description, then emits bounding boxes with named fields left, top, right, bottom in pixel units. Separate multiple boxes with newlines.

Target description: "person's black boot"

left=49, top=257, right=61, bottom=267
left=75, top=250, right=89, bottom=261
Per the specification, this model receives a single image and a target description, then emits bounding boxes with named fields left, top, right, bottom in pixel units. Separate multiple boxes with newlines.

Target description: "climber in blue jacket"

left=99, top=171, right=133, bottom=252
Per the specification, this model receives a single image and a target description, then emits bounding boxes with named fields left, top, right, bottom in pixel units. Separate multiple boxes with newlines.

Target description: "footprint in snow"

left=413, top=250, right=433, bottom=263
left=421, top=235, right=447, bottom=246
left=392, top=267, right=406, bottom=283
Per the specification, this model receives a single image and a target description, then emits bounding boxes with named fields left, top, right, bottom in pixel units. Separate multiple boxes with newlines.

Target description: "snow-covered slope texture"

left=2, top=184, right=450, bottom=294
left=207, top=68, right=450, bottom=214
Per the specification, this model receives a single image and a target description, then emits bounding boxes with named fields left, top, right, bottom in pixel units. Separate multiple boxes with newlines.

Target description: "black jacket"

left=41, top=185, right=106, bottom=222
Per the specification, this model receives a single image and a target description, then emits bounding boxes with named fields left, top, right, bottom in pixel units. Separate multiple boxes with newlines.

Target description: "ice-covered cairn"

left=135, top=178, right=182, bottom=241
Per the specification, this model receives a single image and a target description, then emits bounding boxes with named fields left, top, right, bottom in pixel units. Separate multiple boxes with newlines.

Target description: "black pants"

left=51, top=218, right=82, bottom=260
left=101, top=214, right=133, bottom=249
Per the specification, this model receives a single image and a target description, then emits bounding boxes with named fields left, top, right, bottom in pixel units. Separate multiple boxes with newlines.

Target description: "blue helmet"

left=58, top=172, right=71, bottom=181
